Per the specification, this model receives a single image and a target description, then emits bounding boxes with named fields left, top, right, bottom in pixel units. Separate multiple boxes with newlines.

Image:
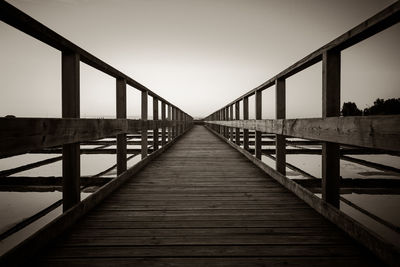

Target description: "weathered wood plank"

left=322, top=50, right=341, bottom=207
left=243, top=96, right=249, bottom=150
left=235, top=101, right=240, bottom=145
left=161, top=102, right=166, bottom=146
left=275, top=78, right=286, bottom=175
left=141, top=91, right=148, bottom=158
left=116, top=78, right=127, bottom=175
left=0, top=118, right=179, bottom=158
left=206, top=115, right=400, bottom=151
left=153, top=97, right=159, bottom=150
left=255, top=90, right=262, bottom=159
left=62, top=51, right=80, bottom=211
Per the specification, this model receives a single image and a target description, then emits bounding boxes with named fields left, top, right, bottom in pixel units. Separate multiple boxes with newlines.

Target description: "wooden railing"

left=0, top=0, right=193, bottom=258
left=205, top=2, right=400, bottom=266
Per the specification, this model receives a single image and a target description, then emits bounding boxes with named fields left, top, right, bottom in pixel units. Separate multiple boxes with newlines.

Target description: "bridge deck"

left=37, top=125, right=381, bottom=266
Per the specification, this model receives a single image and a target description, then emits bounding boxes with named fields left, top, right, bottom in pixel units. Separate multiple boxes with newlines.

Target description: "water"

left=0, top=134, right=399, bottom=254
left=0, top=136, right=148, bottom=256
left=258, top=137, right=400, bottom=249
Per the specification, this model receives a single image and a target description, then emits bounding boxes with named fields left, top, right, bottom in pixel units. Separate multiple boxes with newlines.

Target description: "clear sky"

left=1, top=0, right=399, bottom=119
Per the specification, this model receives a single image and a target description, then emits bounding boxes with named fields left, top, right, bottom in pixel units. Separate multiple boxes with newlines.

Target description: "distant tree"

left=341, top=102, right=362, bottom=116
left=364, top=98, right=400, bottom=115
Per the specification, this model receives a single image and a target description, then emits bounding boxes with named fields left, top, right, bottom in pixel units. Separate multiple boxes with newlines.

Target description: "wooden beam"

left=0, top=156, right=62, bottom=177
left=153, top=97, right=159, bottom=151
left=29, top=147, right=398, bottom=156
left=227, top=106, right=232, bottom=141
left=62, top=51, right=80, bottom=212
left=235, top=101, right=240, bottom=145
left=161, top=102, right=166, bottom=146
left=219, top=109, right=223, bottom=136
left=322, top=50, right=341, bottom=208
left=116, top=78, right=127, bottom=175
left=0, top=118, right=178, bottom=158
left=168, top=105, right=172, bottom=142
left=243, top=97, right=249, bottom=151
left=141, top=91, right=148, bottom=159
left=172, top=107, right=177, bottom=139
left=255, top=90, right=262, bottom=159
left=341, top=155, right=400, bottom=174
left=0, top=176, right=111, bottom=187
left=292, top=178, right=400, bottom=189
left=179, top=110, right=183, bottom=136
left=205, top=115, right=400, bottom=152
left=275, top=78, right=286, bottom=175
left=222, top=107, right=229, bottom=139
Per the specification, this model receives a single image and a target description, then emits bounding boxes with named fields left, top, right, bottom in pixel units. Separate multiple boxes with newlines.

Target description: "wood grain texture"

left=35, top=126, right=381, bottom=267
left=275, top=78, right=286, bottom=175
left=0, top=118, right=181, bottom=158
left=62, top=52, right=80, bottom=211
left=206, top=115, right=400, bottom=151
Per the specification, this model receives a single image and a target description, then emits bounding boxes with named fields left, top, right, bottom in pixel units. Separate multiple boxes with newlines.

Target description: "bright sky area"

left=1, top=0, right=399, bottom=119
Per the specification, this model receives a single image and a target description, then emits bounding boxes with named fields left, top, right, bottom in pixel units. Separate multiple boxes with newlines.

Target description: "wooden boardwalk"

left=36, top=125, right=381, bottom=266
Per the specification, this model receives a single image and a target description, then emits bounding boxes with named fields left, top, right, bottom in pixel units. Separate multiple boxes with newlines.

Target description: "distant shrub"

left=363, top=98, right=400, bottom=115
left=341, top=102, right=362, bottom=116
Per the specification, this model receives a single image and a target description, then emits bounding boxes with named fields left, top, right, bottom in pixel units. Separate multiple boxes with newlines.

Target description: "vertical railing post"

left=62, top=52, right=80, bottom=212
left=275, top=78, right=286, bottom=175
left=219, top=109, right=223, bottom=135
left=168, top=104, right=172, bottom=142
left=243, top=97, right=249, bottom=151
left=179, top=110, right=182, bottom=134
left=183, top=112, right=186, bottom=132
left=177, top=110, right=181, bottom=136
left=185, top=113, right=188, bottom=131
left=153, top=97, right=159, bottom=151
left=322, top=50, right=341, bottom=208
left=172, top=107, right=177, bottom=138
left=212, top=112, right=215, bottom=132
left=235, top=101, right=240, bottom=145
left=161, top=102, right=166, bottom=146
left=225, top=107, right=229, bottom=139
left=116, top=78, right=127, bottom=175
left=141, top=91, right=148, bottom=159
left=229, top=105, right=234, bottom=141
left=255, top=90, right=262, bottom=159
left=181, top=111, right=185, bottom=133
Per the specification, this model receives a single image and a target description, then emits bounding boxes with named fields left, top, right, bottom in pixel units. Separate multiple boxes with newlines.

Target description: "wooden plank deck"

left=36, top=125, right=382, bottom=266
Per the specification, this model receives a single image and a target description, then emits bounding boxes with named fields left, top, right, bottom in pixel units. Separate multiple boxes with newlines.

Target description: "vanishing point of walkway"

left=36, top=126, right=381, bottom=266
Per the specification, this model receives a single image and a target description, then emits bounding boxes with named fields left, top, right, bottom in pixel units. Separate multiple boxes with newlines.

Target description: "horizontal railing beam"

left=205, top=115, right=400, bottom=152
left=0, top=118, right=184, bottom=158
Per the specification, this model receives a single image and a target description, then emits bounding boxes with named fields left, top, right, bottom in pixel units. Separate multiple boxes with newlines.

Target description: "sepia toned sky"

left=1, top=0, right=399, bottom=119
